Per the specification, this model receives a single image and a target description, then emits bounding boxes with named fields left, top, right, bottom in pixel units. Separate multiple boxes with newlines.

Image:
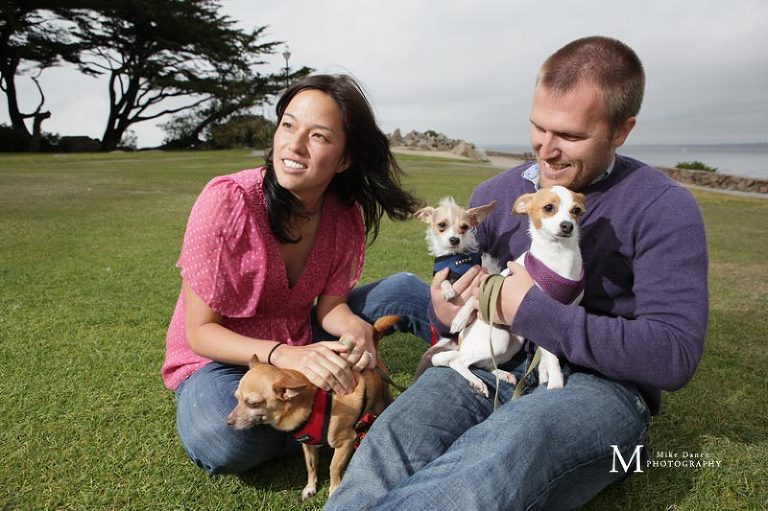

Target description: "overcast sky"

left=2, top=0, right=766, bottom=148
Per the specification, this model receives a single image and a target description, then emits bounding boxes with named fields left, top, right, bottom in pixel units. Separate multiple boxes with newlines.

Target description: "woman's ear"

left=336, top=155, right=351, bottom=174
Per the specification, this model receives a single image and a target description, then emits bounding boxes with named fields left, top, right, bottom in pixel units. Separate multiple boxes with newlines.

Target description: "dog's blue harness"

left=433, top=252, right=482, bottom=283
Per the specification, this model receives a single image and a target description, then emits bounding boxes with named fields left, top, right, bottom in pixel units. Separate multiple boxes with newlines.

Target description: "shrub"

left=0, top=124, right=31, bottom=151
left=676, top=160, right=717, bottom=172
left=209, top=114, right=276, bottom=149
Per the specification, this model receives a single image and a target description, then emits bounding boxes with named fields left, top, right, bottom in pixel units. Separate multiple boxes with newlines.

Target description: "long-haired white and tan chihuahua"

left=425, top=186, right=586, bottom=397
left=415, top=196, right=500, bottom=299
left=226, top=315, right=400, bottom=500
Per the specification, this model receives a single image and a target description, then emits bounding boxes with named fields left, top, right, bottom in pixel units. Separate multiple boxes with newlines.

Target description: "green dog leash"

left=477, top=274, right=506, bottom=410
left=477, top=273, right=542, bottom=404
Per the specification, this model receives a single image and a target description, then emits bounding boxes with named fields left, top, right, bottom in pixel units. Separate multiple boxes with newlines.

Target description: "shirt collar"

left=523, top=157, right=616, bottom=189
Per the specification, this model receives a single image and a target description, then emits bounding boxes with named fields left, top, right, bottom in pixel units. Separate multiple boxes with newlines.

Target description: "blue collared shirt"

left=522, top=157, right=616, bottom=188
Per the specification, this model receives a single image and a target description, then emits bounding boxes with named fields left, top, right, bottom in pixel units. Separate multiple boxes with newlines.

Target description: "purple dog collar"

left=524, top=252, right=585, bottom=304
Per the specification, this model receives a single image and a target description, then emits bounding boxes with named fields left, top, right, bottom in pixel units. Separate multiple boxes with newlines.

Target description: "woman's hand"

left=270, top=341, right=358, bottom=395
left=431, top=266, right=484, bottom=326
left=338, top=320, right=376, bottom=371
left=315, top=294, right=377, bottom=373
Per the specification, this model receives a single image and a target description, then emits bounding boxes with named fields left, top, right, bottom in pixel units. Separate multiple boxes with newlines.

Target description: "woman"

left=162, top=74, right=432, bottom=475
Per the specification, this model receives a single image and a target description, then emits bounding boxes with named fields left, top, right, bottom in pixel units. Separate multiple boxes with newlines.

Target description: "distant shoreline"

left=485, top=143, right=768, bottom=181
left=389, top=146, right=767, bottom=198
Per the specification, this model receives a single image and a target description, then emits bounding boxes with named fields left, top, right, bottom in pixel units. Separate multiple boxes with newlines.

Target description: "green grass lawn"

left=1, top=150, right=766, bottom=510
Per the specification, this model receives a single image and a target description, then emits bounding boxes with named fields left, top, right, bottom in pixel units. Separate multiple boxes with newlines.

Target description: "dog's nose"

left=449, top=236, right=461, bottom=246
left=560, top=221, right=574, bottom=234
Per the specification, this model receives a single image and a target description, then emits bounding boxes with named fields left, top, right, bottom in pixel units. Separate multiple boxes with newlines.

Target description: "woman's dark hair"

left=263, top=74, right=421, bottom=243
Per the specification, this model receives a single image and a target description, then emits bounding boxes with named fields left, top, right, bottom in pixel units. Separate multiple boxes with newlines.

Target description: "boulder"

left=452, top=140, right=489, bottom=161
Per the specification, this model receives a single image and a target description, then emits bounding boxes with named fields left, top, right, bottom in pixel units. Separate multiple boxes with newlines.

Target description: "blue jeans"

left=174, top=272, right=432, bottom=474
left=324, top=355, right=650, bottom=511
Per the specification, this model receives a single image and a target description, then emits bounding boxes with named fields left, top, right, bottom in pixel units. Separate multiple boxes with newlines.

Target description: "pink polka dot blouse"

left=161, top=168, right=365, bottom=390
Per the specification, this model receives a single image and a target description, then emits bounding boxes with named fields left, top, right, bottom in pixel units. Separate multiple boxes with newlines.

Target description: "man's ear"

left=414, top=207, right=434, bottom=224
left=611, top=117, right=636, bottom=149
left=512, top=193, right=535, bottom=215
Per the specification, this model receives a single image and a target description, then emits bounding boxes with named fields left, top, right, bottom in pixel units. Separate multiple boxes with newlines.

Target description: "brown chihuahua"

left=226, top=315, right=400, bottom=500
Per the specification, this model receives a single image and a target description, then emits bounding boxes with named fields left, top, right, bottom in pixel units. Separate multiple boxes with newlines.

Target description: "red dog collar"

left=291, top=388, right=374, bottom=448
left=292, top=388, right=333, bottom=445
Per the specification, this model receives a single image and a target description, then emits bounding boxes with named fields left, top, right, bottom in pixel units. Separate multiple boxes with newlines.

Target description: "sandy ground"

left=390, top=146, right=526, bottom=169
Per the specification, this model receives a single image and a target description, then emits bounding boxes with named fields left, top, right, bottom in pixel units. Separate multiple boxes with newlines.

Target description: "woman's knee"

left=174, top=364, right=287, bottom=474
left=177, top=416, right=288, bottom=475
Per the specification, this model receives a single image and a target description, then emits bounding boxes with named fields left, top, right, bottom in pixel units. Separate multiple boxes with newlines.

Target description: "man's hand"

left=431, top=266, right=484, bottom=326
left=477, top=261, right=535, bottom=325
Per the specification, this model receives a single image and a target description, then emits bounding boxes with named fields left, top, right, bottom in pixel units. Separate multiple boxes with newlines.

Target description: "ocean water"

left=484, top=143, right=768, bottom=180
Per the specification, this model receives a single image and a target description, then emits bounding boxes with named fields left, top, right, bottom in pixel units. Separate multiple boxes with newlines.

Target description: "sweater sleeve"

left=512, top=185, right=708, bottom=391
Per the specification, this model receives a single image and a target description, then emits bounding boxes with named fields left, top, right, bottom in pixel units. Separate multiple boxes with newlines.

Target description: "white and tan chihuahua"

left=415, top=196, right=499, bottom=300
left=430, top=186, right=586, bottom=397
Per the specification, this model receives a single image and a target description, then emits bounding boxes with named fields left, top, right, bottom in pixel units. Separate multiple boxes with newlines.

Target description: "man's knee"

left=386, top=271, right=424, bottom=287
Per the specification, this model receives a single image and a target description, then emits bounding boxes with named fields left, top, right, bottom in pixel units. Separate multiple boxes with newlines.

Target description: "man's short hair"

left=538, top=36, right=645, bottom=129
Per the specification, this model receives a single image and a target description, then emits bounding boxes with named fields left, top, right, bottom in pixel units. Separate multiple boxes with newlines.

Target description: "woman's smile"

left=282, top=158, right=308, bottom=172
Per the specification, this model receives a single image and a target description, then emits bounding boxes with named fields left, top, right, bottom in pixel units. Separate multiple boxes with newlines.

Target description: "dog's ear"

left=249, top=354, right=262, bottom=368
left=414, top=207, right=434, bottom=224
left=512, top=194, right=535, bottom=215
left=274, top=373, right=308, bottom=401
left=466, top=201, right=496, bottom=226
left=572, top=192, right=587, bottom=216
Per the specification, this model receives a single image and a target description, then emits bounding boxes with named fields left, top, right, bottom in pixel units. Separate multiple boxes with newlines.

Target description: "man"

left=325, top=36, right=708, bottom=510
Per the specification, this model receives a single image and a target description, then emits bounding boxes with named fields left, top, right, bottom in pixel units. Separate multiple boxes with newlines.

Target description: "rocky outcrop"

left=451, top=140, right=488, bottom=161
left=661, top=167, right=768, bottom=194
left=388, top=129, right=488, bottom=161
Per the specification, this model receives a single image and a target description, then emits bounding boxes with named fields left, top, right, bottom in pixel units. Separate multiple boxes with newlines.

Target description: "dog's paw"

left=450, top=309, right=473, bottom=333
left=442, top=287, right=457, bottom=300
left=449, top=317, right=466, bottom=334
left=440, top=279, right=458, bottom=300
left=546, top=373, right=564, bottom=390
left=301, top=485, right=317, bottom=500
left=470, top=379, right=489, bottom=398
left=492, top=369, right=517, bottom=385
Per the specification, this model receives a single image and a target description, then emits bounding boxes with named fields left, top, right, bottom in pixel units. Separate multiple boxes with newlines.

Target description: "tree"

left=160, top=64, right=311, bottom=149
left=0, top=1, right=85, bottom=150
left=207, top=114, right=275, bottom=149
left=70, top=0, right=288, bottom=151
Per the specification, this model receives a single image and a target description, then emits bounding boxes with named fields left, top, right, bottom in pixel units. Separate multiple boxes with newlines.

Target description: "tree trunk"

left=1, top=60, right=33, bottom=142
left=29, top=111, right=51, bottom=152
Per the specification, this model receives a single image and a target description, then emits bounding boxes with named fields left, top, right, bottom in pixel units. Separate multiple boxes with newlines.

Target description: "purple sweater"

left=434, top=156, right=708, bottom=414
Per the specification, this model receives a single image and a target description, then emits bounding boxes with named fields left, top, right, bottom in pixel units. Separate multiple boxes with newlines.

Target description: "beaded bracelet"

left=267, top=342, right=282, bottom=365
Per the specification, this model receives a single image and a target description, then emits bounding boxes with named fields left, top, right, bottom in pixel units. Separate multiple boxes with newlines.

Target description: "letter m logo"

left=610, top=445, right=644, bottom=473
